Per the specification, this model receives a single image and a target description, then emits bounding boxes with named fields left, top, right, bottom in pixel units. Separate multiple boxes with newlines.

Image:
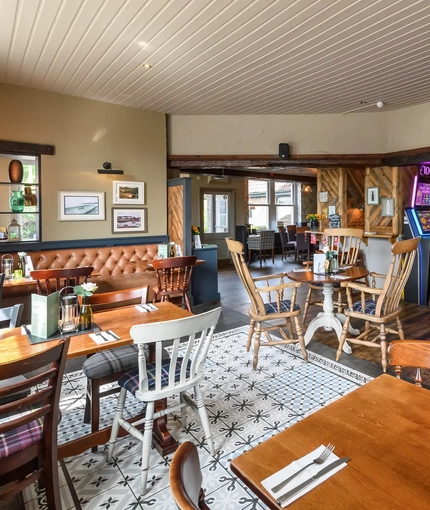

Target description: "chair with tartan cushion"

left=107, top=307, right=221, bottom=496
left=226, top=238, right=307, bottom=370
left=247, top=230, right=275, bottom=267
left=0, top=337, right=69, bottom=508
left=336, top=237, right=420, bottom=372
left=81, top=286, right=149, bottom=451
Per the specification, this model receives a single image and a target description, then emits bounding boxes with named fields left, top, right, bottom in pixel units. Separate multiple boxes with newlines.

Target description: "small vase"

left=8, top=160, right=23, bottom=184
left=10, top=190, right=25, bottom=213
left=310, top=220, right=319, bottom=231
left=79, top=297, right=93, bottom=331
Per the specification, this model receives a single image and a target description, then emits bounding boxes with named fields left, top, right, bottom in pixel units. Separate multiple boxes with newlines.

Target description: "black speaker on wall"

left=279, top=143, right=290, bottom=159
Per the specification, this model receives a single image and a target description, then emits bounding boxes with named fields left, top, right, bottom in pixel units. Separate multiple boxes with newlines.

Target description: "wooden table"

left=287, top=266, right=368, bottom=354
left=0, top=302, right=192, bottom=458
left=231, top=375, right=430, bottom=509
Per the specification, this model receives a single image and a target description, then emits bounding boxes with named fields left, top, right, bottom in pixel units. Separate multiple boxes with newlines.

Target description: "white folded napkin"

left=331, top=275, right=348, bottom=280
left=261, top=445, right=347, bottom=507
left=90, top=331, right=118, bottom=344
left=293, top=268, right=310, bottom=272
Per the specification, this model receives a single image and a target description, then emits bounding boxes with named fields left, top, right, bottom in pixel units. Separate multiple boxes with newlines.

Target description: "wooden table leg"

left=151, top=398, right=179, bottom=456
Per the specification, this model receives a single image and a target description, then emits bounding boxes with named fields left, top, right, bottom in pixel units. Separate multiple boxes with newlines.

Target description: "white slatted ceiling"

left=1, top=0, right=430, bottom=115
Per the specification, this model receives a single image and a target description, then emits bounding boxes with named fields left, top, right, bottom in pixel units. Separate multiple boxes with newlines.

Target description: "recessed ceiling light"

left=142, top=63, right=152, bottom=69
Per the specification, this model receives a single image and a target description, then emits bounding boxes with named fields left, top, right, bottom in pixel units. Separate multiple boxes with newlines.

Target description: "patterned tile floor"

left=23, top=326, right=373, bottom=510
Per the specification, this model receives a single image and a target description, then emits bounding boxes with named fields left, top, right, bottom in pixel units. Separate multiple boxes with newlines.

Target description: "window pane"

left=203, top=194, right=213, bottom=233
left=275, top=182, right=293, bottom=205
left=249, top=205, right=268, bottom=230
left=203, top=193, right=230, bottom=233
left=248, top=180, right=268, bottom=204
left=215, top=194, right=228, bottom=233
left=276, top=205, right=294, bottom=226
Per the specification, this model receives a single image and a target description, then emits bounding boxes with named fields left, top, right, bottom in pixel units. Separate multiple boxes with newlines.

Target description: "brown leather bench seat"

left=3, top=244, right=159, bottom=322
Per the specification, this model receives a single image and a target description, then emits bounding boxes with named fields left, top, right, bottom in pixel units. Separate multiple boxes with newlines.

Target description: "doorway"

left=201, top=190, right=235, bottom=259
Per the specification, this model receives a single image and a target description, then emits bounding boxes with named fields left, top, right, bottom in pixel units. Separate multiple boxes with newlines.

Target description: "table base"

left=304, top=312, right=360, bottom=354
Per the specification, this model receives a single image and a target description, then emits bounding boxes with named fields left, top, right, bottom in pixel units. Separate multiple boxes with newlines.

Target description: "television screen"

left=415, top=182, right=430, bottom=206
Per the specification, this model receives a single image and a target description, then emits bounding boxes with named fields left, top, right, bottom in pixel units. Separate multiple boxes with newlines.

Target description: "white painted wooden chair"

left=107, top=307, right=222, bottom=496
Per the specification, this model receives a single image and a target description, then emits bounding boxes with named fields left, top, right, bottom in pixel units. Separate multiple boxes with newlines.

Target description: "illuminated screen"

left=415, top=210, right=430, bottom=233
left=415, top=182, right=430, bottom=206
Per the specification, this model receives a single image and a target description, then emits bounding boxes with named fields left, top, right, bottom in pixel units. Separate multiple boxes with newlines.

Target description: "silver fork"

left=271, top=443, right=335, bottom=493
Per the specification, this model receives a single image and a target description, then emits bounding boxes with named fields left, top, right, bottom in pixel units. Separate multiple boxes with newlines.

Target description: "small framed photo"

left=113, top=181, right=145, bottom=205
left=319, top=191, right=328, bottom=203
left=112, top=208, right=147, bottom=233
left=382, top=198, right=395, bottom=217
left=58, top=191, right=105, bottom=221
left=367, top=187, right=380, bottom=205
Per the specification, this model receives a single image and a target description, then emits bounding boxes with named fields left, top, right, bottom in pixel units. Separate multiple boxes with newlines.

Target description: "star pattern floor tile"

left=23, top=326, right=372, bottom=510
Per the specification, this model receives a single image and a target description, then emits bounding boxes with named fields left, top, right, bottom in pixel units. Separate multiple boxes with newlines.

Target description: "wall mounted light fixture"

left=302, top=184, right=313, bottom=193
left=97, top=162, right=124, bottom=175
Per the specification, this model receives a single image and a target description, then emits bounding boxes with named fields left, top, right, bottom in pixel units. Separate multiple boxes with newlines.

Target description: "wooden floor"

left=217, top=254, right=430, bottom=385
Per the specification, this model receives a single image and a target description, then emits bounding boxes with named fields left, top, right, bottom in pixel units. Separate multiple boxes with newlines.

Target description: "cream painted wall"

left=0, top=84, right=166, bottom=241
left=386, top=102, right=430, bottom=151
left=168, top=113, right=388, bottom=155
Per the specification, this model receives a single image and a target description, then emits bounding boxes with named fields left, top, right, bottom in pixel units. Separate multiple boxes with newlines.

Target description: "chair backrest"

left=0, top=304, right=24, bottom=327
left=129, top=307, right=221, bottom=401
left=374, top=237, right=420, bottom=317
left=286, top=225, right=296, bottom=242
left=259, top=230, right=275, bottom=249
left=278, top=226, right=288, bottom=248
left=30, top=267, right=94, bottom=295
left=226, top=238, right=280, bottom=314
left=295, top=227, right=309, bottom=251
left=89, top=285, right=149, bottom=312
left=152, top=256, right=197, bottom=297
left=0, top=337, right=69, bottom=506
left=388, top=339, right=430, bottom=387
left=323, top=228, right=364, bottom=265
left=170, top=441, right=210, bottom=510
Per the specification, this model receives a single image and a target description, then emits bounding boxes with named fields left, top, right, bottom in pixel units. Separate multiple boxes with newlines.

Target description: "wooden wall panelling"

left=167, top=178, right=192, bottom=256
left=318, top=168, right=345, bottom=228
left=400, top=165, right=419, bottom=213
left=346, top=168, right=365, bottom=228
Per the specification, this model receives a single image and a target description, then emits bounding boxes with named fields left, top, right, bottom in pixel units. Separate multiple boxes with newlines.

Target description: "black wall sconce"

left=97, top=162, right=124, bottom=175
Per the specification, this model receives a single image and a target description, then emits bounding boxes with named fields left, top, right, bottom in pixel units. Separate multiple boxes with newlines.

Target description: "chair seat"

left=0, top=406, right=43, bottom=460
left=264, top=300, right=300, bottom=314
left=347, top=299, right=382, bottom=315
left=119, top=358, right=191, bottom=396
left=82, top=345, right=141, bottom=379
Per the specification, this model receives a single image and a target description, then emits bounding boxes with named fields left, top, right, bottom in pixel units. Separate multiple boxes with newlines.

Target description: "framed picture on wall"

left=113, top=181, right=145, bottom=205
left=319, top=191, right=328, bottom=202
left=112, top=208, right=147, bottom=233
left=382, top=198, right=395, bottom=217
left=58, top=191, right=105, bottom=221
left=367, top=186, right=380, bottom=205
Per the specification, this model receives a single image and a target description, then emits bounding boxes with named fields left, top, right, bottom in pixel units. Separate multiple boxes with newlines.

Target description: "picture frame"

left=58, top=191, right=105, bottom=221
left=367, top=186, right=380, bottom=205
left=382, top=197, right=395, bottom=217
left=112, top=208, right=147, bottom=233
left=319, top=191, right=328, bottom=203
left=113, top=181, right=145, bottom=205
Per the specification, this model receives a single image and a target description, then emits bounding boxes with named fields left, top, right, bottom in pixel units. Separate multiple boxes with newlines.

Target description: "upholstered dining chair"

left=108, top=308, right=221, bottom=496
left=81, top=286, right=149, bottom=451
left=295, top=226, right=311, bottom=262
left=226, top=237, right=307, bottom=370
left=0, top=337, right=69, bottom=508
left=278, top=226, right=295, bottom=260
left=152, top=256, right=197, bottom=312
left=247, top=229, right=275, bottom=267
left=30, top=266, right=94, bottom=294
left=388, top=340, right=430, bottom=387
left=302, top=228, right=364, bottom=323
left=336, top=236, right=420, bottom=372
left=170, top=441, right=210, bottom=510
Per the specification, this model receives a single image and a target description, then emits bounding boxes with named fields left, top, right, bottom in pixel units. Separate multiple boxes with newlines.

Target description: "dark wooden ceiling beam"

left=382, top=146, right=430, bottom=166
left=0, top=139, right=55, bottom=155
left=180, top=167, right=316, bottom=183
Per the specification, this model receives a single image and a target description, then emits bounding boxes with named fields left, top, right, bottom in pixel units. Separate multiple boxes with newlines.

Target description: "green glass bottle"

left=79, top=296, right=93, bottom=330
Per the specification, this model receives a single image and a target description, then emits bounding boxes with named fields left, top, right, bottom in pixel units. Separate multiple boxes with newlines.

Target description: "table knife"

left=107, top=330, right=120, bottom=340
left=276, top=457, right=350, bottom=505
